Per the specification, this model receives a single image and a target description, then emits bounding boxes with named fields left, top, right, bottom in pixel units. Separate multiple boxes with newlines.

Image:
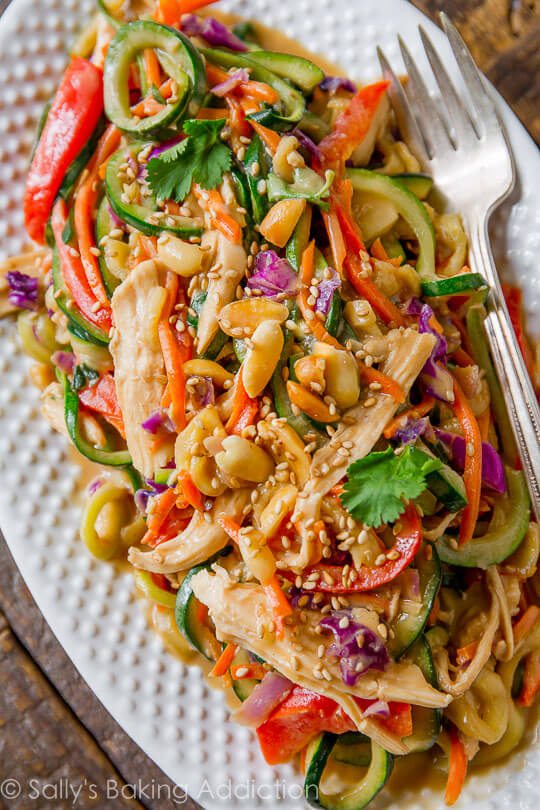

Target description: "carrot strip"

left=242, top=81, right=279, bottom=105
left=144, top=488, right=178, bottom=542
left=177, top=469, right=205, bottom=512
left=345, top=253, right=407, bottom=328
left=209, top=642, right=238, bottom=678
left=476, top=408, right=490, bottom=442
left=298, top=241, right=344, bottom=349
left=264, top=573, right=293, bottom=626
left=131, top=97, right=164, bottom=118
left=144, top=48, right=161, bottom=87
left=370, top=237, right=402, bottom=266
left=451, top=376, right=482, bottom=545
left=518, top=649, right=540, bottom=707
left=451, top=347, right=476, bottom=368
left=158, top=272, right=187, bottom=431
left=205, top=62, right=230, bottom=85
left=197, top=107, right=230, bottom=120
left=225, top=95, right=252, bottom=142
left=383, top=395, right=435, bottom=439
left=249, top=119, right=281, bottom=154
left=226, top=369, right=259, bottom=435
left=322, top=208, right=347, bottom=276
left=193, top=185, right=242, bottom=244
left=513, top=605, right=540, bottom=645
left=456, top=640, right=479, bottom=666
left=74, top=125, right=120, bottom=306
left=231, top=663, right=268, bottom=681
left=360, top=365, right=405, bottom=404
left=445, top=727, right=467, bottom=806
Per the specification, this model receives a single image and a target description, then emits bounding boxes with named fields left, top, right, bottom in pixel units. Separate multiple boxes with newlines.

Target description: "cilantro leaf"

left=146, top=118, right=232, bottom=203
left=72, top=364, right=99, bottom=392
left=340, top=446, right=443, bottom=528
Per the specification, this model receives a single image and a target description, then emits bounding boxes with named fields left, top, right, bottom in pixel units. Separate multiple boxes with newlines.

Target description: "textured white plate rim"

left=0, top=1, right=539, bottom=808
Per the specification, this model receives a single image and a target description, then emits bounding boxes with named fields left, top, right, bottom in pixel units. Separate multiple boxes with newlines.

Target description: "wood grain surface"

left=0, top=1, right=538, bottom=809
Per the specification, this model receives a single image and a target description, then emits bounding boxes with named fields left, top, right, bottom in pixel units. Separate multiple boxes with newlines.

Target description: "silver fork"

left=378, top=12, right=540, bottom=521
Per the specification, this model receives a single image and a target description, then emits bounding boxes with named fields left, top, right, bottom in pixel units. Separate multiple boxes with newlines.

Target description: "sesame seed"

left=317, top=644, right=325, bottom=658
left=235, top=666, right=249, bottom=678
left=377, top=623, right=388, bottom=639
left=375, top=554, right=386, bottom=566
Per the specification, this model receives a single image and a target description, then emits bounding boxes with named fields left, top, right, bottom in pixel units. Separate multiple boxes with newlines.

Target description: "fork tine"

left=418, top=25, right=479, bottom=146
left=439, top=12, right=497, bottom=134
left=397, top=35, right=453, bottom=158
left=376, top=46, right=429, bottom=167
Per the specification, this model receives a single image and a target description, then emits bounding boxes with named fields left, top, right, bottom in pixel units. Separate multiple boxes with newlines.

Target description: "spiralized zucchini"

left=446, top=669, right=509, bottom=745
left=80, top=477, right=134, bottom=560
left=17, top=310, right=58, bottom=363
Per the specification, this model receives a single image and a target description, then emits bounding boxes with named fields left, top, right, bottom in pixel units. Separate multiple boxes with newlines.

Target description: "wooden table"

left=0, top=1, right=538, bottom=808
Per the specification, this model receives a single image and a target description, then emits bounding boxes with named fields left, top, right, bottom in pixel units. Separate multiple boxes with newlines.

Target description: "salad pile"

left=2, top=1, right=540, bottom=807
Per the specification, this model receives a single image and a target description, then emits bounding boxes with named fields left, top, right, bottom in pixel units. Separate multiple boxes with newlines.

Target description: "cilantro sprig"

left=340, top=446, right=442, bottom=528
left=146, top=118, right=232, bottom=203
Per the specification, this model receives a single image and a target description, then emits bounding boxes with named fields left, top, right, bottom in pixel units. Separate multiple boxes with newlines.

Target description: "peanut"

left=157, top=235, right=204, bottom=277
left=286, top=380, right=339, bottom=423
left=215, top=435, right=274, bottom=483
left=314, top=341, right=360, bottom=409
left=294, top=355, right=326, bottom=392
left=242, top=320, right=284, bottom=398
left=218, top=297, right=289, bottom=338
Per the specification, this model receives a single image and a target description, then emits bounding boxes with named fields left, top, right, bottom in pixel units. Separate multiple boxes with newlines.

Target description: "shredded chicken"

left=490, top=566, right=515, bottom=662
left=110, top=260, right=173, bottom=479
left=192, top=568, right=451, bottom=754
left=288, top=329, right=436, bottom=570
left=196, top=232, right=247, bottom=355
left=128, top=489, right=250, bottom=574
left=434, top=567, right=500, bottom=697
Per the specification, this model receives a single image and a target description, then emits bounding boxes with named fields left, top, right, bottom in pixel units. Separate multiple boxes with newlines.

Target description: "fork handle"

left=467, top=215, right=540, bottom=522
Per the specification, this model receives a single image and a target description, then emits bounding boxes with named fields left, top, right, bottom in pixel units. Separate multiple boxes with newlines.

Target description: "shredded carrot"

left=193, top=185, right=242, bottom=244
left=226, top=370, right=259, bottom=435
left=139, top=234, right=158, bottom=260
left=456, top=640, right=479, bottom=666
left=322, top=208, right=347, bottom=276
left=513, top=605, right=540, bottom=645
left=205, top=62, right=230, bottom=85
left=297, top=241, right=344, bottom=349
left=144, top=48, right=161, bottom=88
left=242, top=80, right=279, bottom=105
left=131, top=96, right=164, bottom=118
left=518, top=649, right=540, bottom=707
left=370, top=237, right=403, bottom=266
left=360, top=365, right=405, bottom=403
left=177, top=469, right=205, bottom=512
left=445, top=727, right=467, bottom=806
left=209, top=642, right=238, bottom=678
left=197, top=107, right=230, bottom=120
left=264, top=573, right=293, bottom=625
left=231, top=663, right=268, bottom=681
left=248, top=119, right=282, bottom=154
left=74, top=125, right=120, bottom=307
left=329, top=482, right=345, bottom=499
left=158, top=272, right=187, bottom=431
left=476, top=408, right=490, bottom=442
left=383, top=395, right=435, bottom=439
left=225, top=95, right=252, bottom=143
left=143, top=488, right=178, bottom=543
left=451, top=375, right=482, bottom=545
left=452, top=347, right=476, bottom=368
left=345, top=253, right=407, bottom=328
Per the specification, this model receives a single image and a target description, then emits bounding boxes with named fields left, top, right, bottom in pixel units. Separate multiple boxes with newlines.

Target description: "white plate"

left=0, top=1, right=539, bottom=808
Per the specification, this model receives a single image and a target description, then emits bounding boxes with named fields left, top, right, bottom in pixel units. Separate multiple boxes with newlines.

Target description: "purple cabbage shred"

left=319, top=76, right=357, bottom=94
left=6, top=271, right=38, bottom=311
left=320, top=610, right=389, bottom=686
left=181, top=14, right=248, bottom=52
left=246, top=251, right=298, bottom=299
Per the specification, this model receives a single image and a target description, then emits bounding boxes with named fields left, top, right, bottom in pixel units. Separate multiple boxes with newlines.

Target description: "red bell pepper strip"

left=79, top=373, right=125, bottom=437
left=51, top=198, right=112, bottom=333
left=282, top=502, right=422, bottom=593
left=257, top=685, right=412, bottom=765
left=317, top=81, right=389, bottom=169
left=503, top=284, right=537, bottom=389
left=24, top=58, right=104, bottom=244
